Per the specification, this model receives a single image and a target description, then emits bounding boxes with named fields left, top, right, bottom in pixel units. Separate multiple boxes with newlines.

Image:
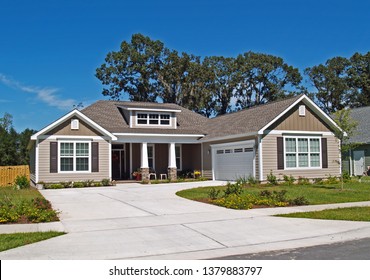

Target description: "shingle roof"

left=81, top=95, right=304, bottom=138
left=81, top=100, right=209, bottom=135
left=203, top=94, right=303, bottom=140
left=346, top=106, right=370, bottom=143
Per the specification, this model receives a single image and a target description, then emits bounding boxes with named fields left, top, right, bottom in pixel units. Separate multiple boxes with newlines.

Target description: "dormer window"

left=136, top=112, right=171, bottom=126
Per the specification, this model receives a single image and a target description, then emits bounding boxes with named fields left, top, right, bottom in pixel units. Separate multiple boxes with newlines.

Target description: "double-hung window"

left=284, top=137, right=321, bottom=169
left=175, top=144, right=182, bottom=170
left=59, top=141, right=90, bottom=172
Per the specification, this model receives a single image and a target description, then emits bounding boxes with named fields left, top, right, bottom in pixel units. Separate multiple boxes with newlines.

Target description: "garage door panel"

left=214, top=145, right=254, bottom=181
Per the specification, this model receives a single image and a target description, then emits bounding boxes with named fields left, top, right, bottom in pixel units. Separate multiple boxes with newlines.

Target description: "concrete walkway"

left=1, top=181, right=370, bottom=260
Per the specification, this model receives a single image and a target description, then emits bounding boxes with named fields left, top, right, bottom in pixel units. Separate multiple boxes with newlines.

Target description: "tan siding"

left=262, top=134, right=340, bottom=180
left=270, top=102, right=331, bottom=132
left=46, top=117, right=103, bottom=136
left=202, top=136, right=258, bottom=180
left=37, top=138, right=110, bottom=183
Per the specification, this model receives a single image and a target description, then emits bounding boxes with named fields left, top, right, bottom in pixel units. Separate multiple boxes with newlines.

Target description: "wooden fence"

left=0, top=165, right=30, bottom=186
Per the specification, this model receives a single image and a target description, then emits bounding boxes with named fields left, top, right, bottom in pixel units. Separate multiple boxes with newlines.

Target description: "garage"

left=211, top=140, right=255, bottom=181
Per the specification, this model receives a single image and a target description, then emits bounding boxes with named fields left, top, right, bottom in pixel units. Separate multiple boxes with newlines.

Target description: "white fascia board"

left=199, top=132, right=257, bottom=143
left=120, top=107, right=181, bottom=113
left=114, top=133, right=204, bottom=144
left=31, top=109, right=117, bottom=141
left=266, top=130, right=335, bottom=136
left=257, top=94, right=346, bottom=136
left=113, top=133, right=204, bottom=138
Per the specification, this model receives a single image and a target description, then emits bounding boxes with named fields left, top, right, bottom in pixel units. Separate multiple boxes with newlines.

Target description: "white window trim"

left=136, top=112, right=172, bottom=127
left=58, top=140, right=91, bottom=173
left=147, top=144, right=155, bottom=170
left=176, top=144, right=182, bottom=171
left=283, top=136, right=322, bottom=170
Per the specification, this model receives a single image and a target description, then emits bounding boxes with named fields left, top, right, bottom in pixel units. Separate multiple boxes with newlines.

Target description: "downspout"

left=258, top=134, right=263, bottom=182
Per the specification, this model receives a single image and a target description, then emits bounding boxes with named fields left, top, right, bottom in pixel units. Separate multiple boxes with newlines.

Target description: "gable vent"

left=299, top=105, right=306, bottom=116
left=71, top=119, right=79, bottom=130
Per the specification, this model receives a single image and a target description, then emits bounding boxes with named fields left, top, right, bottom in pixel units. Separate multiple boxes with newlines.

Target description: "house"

left=341, top=106, right=370, bottom=176
left=29, top=94, right=343, bottom=184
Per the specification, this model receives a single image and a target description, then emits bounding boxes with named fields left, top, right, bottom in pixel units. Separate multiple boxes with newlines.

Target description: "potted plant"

left=132, top=170, right=141, bottom=181
left=194, top=170, right=201, bottom=179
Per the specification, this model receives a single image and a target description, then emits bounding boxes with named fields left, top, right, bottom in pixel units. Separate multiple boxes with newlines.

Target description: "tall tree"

left=234, top=52, right=302, bottom=110
left=203, top=56, right=237, bottom=115
left=305, top=56, right=351, bottom=114
left=347, top=51, right=370, bottom=107
left=96, top=33, right=164, bottom=102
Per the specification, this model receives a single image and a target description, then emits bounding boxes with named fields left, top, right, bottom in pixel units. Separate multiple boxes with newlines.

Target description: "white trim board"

left=31, top=109, right=117, bottom=141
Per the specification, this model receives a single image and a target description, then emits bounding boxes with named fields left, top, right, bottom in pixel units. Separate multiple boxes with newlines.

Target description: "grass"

left=0, top=231, right=65, bottom=252
left=276, top=207, right=370, bottom=222
left=176, top=179, right=370, bottom=206
left=0, top=186, right=59, bottom=224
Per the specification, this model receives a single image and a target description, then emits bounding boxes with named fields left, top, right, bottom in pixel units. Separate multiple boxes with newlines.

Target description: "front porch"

left=111, top=142, right=201, bottom=181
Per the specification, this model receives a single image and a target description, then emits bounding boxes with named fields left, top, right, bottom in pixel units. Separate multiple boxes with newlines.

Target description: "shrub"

left=326, top=175, right=338, bottom=184
left=101, top=179, right=111, bottom=186
left=60, top=181, right=73, bottom=188
left=213, top=194, right=253, bottom=210
left=223, top=182, right=243, bottom=197
left=73, top=182, right=84, bottom=188
left=341, top=171, right=351, bottom=182
left=93, top=182, right=103, bottom=187
left=83, top=180, right=94, bottom=187
left=297, top=176, right=310, bottom=185
left=14, top=175, right=30, bottom=189
left=259, top=190, right=288, bottom=203
left=247, top=176, right=258, bottom=186
left=208, top=187, right=221, bottom=200
left=267, top=170, right=278, bottom=185
left=283, top=174, right=295, bottom=186
left=44, top=184, right=64, bottom=189
left=235, top=176, right=248, bottom=187
left=313, top=178, right=323, bottom=185
left=289, top=196, right=309, bottom=206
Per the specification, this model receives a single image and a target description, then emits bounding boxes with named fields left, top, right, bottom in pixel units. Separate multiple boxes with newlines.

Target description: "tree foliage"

left=96, top=34, right=302, bottom=116
left=0, top=113, right=36, bottom=166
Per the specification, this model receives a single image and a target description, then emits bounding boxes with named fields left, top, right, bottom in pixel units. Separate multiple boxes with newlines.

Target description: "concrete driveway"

left=1, top=181, right=370, bottom=260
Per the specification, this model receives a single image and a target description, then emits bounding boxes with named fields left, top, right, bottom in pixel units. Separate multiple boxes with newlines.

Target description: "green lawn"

left=276, top=207, right=370, bottom=222
left=176, top=180, right=370, bottom=207
left=0, top=231, right=65, bottom=252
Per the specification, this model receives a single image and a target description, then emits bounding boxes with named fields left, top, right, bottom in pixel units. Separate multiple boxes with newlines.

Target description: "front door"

left=353, top=150, right=365, bottom=176
left=112, top=150, right=125, bottom=180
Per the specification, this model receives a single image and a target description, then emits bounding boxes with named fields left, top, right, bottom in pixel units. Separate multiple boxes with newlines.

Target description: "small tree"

left=332, top=109, right=358, bottom=189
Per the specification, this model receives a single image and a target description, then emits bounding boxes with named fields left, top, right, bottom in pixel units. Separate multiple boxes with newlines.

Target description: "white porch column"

left=168, top=142, right=177, bottom=168
left=141, top=142, right=149, bottom=168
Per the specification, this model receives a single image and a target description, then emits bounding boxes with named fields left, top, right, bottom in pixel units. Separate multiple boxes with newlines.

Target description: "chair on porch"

left=149, top=168, right=157, bottom=180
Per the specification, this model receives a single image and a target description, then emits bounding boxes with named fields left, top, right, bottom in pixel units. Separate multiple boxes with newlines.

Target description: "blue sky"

left=0, top=0, right=369, bottom=131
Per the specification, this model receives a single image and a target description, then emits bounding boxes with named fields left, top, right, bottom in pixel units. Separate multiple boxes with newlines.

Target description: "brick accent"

left=168, top=167, right=177, bottom=181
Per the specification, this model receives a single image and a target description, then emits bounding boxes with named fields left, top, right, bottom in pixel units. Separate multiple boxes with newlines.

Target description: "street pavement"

left=0, top=181, right=370, bottom=260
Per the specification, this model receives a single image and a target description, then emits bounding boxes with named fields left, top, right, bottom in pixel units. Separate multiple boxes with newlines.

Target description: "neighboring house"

left=341, top=106, right=370, bottom=176
left=29, top=94, right=343, bottom=184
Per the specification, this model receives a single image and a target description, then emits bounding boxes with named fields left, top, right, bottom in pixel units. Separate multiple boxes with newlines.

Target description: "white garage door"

left=213, top=144, right=254, bottom=181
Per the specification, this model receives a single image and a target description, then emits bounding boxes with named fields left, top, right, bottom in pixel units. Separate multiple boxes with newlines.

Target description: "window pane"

left=147, top=146, right=153, bottom=158
left=175, top=146, right=180, bottom=157
left=61, top=143, right=73, bottom=156
left=60, top=158, right=73, bottom=171
left=149, top=119, right=159, bottom=124
left=310, top=139, right=320, bottom=153
left=149, top=114, right=159, bottom=119
left=176, top=158, right=181, bottom=169
left=160, top=120, right=170, bottom=125
left=138, top=120, right=147, bottom=124
left=138, top=114, right=147, bottom=118
left=160, top=114, right=170, bottom=119
left=76, top=143, right=89, bottom=156
left=76, top=158, right=89, bottom=171
left=148, top=159, right=153, bottom=169
left=298, top=153, right=308, bottom=167
left=285, top=138, right=296, bottom=153
left=298, top=138, right=308, bottom=153
left=286, top=154, right=296, bottom=168
left=310, top=153, right=320, bottom=167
